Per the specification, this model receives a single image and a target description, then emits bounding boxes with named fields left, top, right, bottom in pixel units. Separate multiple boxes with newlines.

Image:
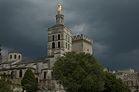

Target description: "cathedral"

left=0, top=2, right=93, bottom=92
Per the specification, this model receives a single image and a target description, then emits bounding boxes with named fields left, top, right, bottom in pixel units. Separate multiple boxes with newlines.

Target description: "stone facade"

left=0, top=1, right=93, bottom=92
left=48, top=25, right=72, bottom=57
left=112, top=69, right=139, bottom=92
left=0, top=52, right=64, bottom=92
left=8, top=51, right=22, bottom=63
left=72, top=34, right=93, bottom=54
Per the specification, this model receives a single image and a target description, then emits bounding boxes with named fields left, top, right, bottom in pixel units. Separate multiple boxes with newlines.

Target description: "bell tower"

left=47, top=0, right=72, bottom=57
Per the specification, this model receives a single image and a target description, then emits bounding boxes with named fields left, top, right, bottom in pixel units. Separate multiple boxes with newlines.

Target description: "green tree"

left=21, top=68, right=38, bottom=92
left=0, top=77, right=13, bottom=92
left=53, top=52, right=131, bottom=92
left=53, top=52, right=105, bottom=92
left=103, top=72, right=131, bottom=92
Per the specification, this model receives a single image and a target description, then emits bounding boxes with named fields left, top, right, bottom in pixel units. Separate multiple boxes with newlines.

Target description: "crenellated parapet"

left=72, top=34, right=92, bottom=44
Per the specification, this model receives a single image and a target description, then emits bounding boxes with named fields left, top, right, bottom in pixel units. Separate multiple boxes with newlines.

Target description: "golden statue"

left=57, top=0, right=62, bottom=14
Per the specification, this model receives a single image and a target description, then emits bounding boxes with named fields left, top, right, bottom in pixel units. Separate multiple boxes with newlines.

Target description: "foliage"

left=21, top=68, right=38, bottom=92
left=53, top=52, right=131, bottom=92
left=103, top=72, right=131, bottom=92
left=0, top=77, right=13, bottom=92
left=53, top=52, right=105, bottom=92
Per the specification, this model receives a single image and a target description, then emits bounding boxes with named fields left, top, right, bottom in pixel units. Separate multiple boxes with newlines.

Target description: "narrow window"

left=52, top=35, right=54, bottom=41
left=68, top=44, right=70, bottom=50
left=44, top=72, right=47, bottom=79
left=68, top=37, right=70, bottom=42
left=66, top=43, right=67, bottom=48
left=19, top=55, right=21, bottom=59
left=58, top=34, right=60, bottom=40
left=11, top=71, right=14, bottom=79
left=36, top=78, right=38, bottom=83
left=58, top=42, right=60, bottom=48
left=19, top=70, right=22, bottom=78
left=10, top=55, right=12, bottom=59
left=52, top=42, right=55, bottom=48
left=14, top=55, right=17, bottom=59
left=66, top=35, right=67, bottom=41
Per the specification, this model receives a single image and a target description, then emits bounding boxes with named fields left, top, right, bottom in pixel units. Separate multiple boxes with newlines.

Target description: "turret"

left=8, top=50, right=22, bottom=62
left=72, top=34, right=93, bottom=54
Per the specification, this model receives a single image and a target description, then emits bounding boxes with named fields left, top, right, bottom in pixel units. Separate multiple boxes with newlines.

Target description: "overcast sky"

left=0, top=0, right=139, bottom=70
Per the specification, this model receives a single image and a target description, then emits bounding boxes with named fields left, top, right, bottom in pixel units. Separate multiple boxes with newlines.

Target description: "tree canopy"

left=53, top=52, right=130, bottom=92
left=21, top=68, right=38, bottom=92
left=103, top=72, right=130, bottom=92
left=0, top=77, right=13, bottom=92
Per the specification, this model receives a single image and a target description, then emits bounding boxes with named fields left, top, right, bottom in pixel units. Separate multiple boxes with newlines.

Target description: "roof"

left=0, top=57, right=50, bottom=65
left=0, top=67, right=36, bottom=71
left=8, top=49, right=21, bottom=54
left=14, top=59, right=49, bottom=65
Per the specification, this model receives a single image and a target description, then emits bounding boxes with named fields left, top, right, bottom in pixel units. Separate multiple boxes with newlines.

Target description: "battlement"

left=72, top=34, right=92, bottom=44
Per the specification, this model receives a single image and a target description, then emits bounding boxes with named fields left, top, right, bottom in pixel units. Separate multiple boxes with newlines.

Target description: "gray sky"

left=0, top=0, right=139, bottom=70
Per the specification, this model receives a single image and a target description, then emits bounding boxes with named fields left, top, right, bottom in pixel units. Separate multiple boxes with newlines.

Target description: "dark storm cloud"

left=62, top=0, right=139, bottom=70
left=0, top=0, right=53, bottom=57
left=0, top=0, right=139, bottom=70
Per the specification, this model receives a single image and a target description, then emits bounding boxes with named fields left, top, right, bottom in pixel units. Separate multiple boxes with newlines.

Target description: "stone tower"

left=47, top=1, right=72, bottom=57
left=8, top=50, right=22, bottom=63
left=72, top=34, right=93, bottom=55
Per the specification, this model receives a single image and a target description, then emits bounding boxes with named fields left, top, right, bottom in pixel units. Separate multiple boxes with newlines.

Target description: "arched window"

left=58, top=34, right=60, bottom=40
left=10, top=55, right=12, bottom=59
left=66, top=35, right=67, bottom=41
left=66, top=43, right=67, bottom=48
left=19, top=55, right=21, bottom=59
left=19, top=70, right=22, bottom=78
left=44, top=72, right=47, bottom=79
left=58, top=42, right=60, bottom=48
left=52, top=42, right=55, bottom=48
left=14, top=55, right=17, bottom=59
left=68, top=37, right=70, bottom=42
left=68, top=44, right=70, bottom=50
left=36, top=78, right=38, bottom=83
left=52, top=35, right=54, bottom=41
left=11, top=71, right=15, bottom=79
